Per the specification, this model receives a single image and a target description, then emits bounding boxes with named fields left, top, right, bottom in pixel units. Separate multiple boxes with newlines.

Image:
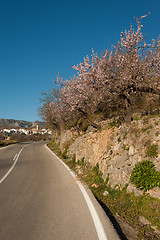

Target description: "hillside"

left=0, top=118, right=46, bottom=129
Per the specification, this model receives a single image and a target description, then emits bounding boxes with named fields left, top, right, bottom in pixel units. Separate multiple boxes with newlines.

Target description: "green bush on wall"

left=130, top=160, right=160, bottom=191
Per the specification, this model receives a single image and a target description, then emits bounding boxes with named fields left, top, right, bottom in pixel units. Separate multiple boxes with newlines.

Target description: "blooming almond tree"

left=109, top=13, right=160, bottom=123
left=41, top=13, right=160, bottom=131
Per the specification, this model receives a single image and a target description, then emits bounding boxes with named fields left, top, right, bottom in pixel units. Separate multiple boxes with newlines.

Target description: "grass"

left=133, top=115, right=141, bottom=121
left=146, top=142, right=158, bottom=158
left=147, top=113, right=160, bottom=119
left=48, top=140, right=62, bottom=157
left=79, top=163, right=160, bottom=240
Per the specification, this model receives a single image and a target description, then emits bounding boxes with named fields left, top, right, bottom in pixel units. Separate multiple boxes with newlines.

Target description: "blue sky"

left=0, top=0, right=160, bottom=122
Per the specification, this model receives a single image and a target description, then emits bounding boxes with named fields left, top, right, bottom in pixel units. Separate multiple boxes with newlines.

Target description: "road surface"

left=0, top=142, right=120, bottom=240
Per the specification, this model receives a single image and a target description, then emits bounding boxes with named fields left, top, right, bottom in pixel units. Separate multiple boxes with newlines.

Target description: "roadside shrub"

left=0, top=141, right=6, bottom=147
left=133, top=115, right=140, bottom=121
left=77, top=157, right=85, bottom=166
left=108, top=121, right=116, bottom=128
left=92, top=163, right=104, bottom=184
left=50, top=139, right=55, bottom=147
left=82, top=123, right=90, bottom=132
left=146, top=142, right=158, bottom=158
left=130, top=160, right=160, bottom=191
left=72, top=154, right=76, bottom=163
left=61, top=148, right=68, bottom=159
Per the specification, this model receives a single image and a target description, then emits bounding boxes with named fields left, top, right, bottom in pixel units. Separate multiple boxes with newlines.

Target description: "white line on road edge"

left=13, top=154, right=17, bottom=161
left=0, top=145, right=27, bottom=184
left=45, top=144, right=108, bottom=240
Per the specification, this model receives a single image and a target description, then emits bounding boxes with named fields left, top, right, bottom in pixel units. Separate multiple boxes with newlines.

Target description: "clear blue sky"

left=0, top=0, right=160, bottom=122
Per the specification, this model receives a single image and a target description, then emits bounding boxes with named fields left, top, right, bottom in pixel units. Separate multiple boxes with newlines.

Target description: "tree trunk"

left=75, top=125, right=81, bottom=136
left=124, top=99, right=132, bottom=125
left=78, top=108, right=101, bottom=130
left=85, top=117, right=101, bottom=130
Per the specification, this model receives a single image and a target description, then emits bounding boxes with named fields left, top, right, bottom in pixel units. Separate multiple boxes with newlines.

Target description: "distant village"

left=0, top=125, right=51, bottom=136
left=0, top=124, right=52, bottom=143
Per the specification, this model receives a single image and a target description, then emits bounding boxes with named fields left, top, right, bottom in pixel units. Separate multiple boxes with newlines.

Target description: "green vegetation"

left=141, top=125, right=153, bottom=136
left=123, top=131, right=127, bottom=139
left=77, top=118, right=90, bottom=132
left=48, top=140, right=160, bottom=239
left=68, top=155, right=160, bottom=239
left=86, top=163, right=104, bottom=185
left=107, top=121, right=116, bottom=128
left=48, top=140, right=62, bottom=157
left=76, top=160, right=160, bottom=239
left=101, top=190, right=160, bottom=240
left=61, top=148, right=68, bottom=159
left=146, top=142, right=158, bottom=158
left=155, top=121, right=159, bottom=126
left=147, top=113, right=160, bottom=119
left=0, top=141, right=17, bottom=148
left=130, top=161, right=160, bottom=191
left=142, top=125, right=153, bottom=132
left=133, top=115, right=141, bottom=121
left=131, top=127, right=140, bottom=138
left=122, top=144, right=129, bottom=151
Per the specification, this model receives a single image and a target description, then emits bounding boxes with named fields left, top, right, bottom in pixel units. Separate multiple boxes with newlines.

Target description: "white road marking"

left=13, top=154, right=17, bottom=161
left=0, top=145, right=27, bottom=184
left=45, top=144, right=108, bottom=240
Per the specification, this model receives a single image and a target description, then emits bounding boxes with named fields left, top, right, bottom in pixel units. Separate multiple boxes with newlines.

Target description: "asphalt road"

left=0, top=142, right=120, bottom=240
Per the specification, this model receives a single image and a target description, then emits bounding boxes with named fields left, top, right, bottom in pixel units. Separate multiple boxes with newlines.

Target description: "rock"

left=147, top=187, right=160, bottom=200
left=59, top=130, right=74, bottom=151
left=121, top=155, right=129, bottom=161
left=76, top=166, right=83, bottom=175
left=123, top=166, right=132, bottom=174
left=91, top=183, right=99, bottom=188
left=103, top=190, right=109, bottom=196
left=134, top=188, right=143, bottom=197
left=155, top=134, right=160, bottom=141
left=151, top=226, right=160, bottom=236
left=110, top=181, right=116, bottom=189
left=114, top=144, right=121, bottom=151
left=139, top=216, right=151, bottom=225
left=124, top=139, right=129, bottom=145
left=127, top=183, right=143, bottom=196
left=118, top=156, right=129, bottom=167
left=102, top=172, right=108, bottom=181
left=103, top=153, right=109, bottom=159
left=86, top=126, right=97, bottom=133
left=66, top=115, right=160, bottom=199
left=129, top=146, right=136, bottom=156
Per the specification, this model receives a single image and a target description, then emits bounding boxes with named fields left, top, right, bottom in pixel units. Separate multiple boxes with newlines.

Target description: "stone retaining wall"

left=58, top=116, right=160, bottom=198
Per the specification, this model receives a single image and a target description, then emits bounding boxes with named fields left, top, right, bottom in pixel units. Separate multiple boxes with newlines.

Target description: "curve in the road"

left=0, top=144, right=28, bottom=184
left=45, top=144, right=108, bottom=240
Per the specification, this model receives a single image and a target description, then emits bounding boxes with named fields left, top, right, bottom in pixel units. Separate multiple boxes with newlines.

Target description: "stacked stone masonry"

left=58, top=116, right=160, bottom=199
